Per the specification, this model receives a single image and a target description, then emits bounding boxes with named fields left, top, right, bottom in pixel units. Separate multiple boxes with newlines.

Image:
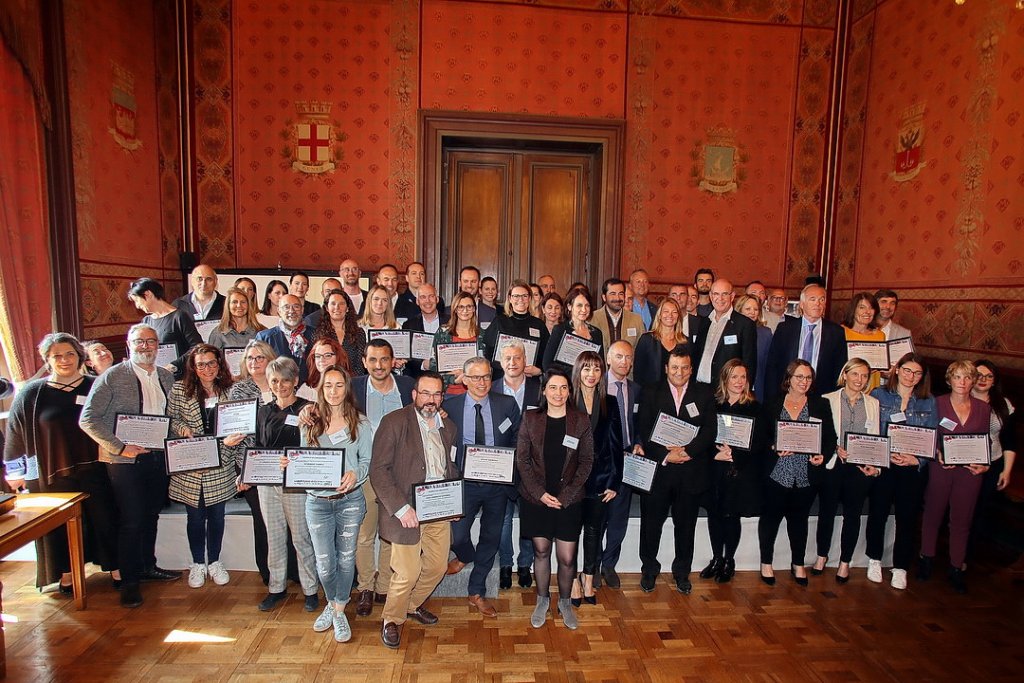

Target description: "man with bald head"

left=764, top=287, right=787, bottom=332
left=173, top=264, right=225, bottom=321
left=403, top=283, right=448, bottom=378
left=763, top=283, right=846, bottom=399
left=339, top=258, right=368, bottom=316
left=628, top=269, right=657, bottom=331
left=691, top=279, right=757, bottom=387
left=255, top=294, right=315, bottom=383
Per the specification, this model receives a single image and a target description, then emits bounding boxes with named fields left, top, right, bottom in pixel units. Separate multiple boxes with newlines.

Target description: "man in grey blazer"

left=370, top=372, right=459, bottom=649
left=79, top=323, right=179, bottom=608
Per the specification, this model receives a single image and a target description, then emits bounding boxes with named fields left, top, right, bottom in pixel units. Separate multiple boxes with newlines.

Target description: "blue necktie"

left=616, top=381, right=630, bottom=445
left=801, top=323, right=816, bottom=364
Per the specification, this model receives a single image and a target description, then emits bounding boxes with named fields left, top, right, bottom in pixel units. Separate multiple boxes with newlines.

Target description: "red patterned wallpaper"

left=638, top=16, right=802, bottom=287
left=420, top=0, right=627, bottom=118
left=233, top=0, right=394, bottom=269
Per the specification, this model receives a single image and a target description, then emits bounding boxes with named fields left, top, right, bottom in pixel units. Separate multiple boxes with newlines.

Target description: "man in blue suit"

left=442, top=357, right=522, bottom=618
left=763, top=283, right=846, bottom=400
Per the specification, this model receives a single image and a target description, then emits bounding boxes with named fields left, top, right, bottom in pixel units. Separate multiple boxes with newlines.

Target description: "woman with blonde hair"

left=209, top=286, right=266, bottom=353
left=633, top=297, right=688, bottom=387
left=734, top=294, right=772, bottom=399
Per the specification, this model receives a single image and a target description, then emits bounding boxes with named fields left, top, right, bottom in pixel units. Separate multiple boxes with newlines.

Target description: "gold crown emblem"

left=295, top=100, right=332, bottom=118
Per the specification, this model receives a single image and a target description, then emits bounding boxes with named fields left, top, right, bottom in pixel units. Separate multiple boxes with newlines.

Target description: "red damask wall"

left=833, top=0, right=1024, bottom=369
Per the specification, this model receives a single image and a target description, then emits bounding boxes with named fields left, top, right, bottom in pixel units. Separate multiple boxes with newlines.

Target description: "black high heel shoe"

left=835, top=563, right=850, bottom=584
left=58, top=582, right=73, bottom=595
left=811, top=556, right=827, bottom=576
left=791, top=566, right=808, bottom=587
left=760, top=566, right=776, bottom=586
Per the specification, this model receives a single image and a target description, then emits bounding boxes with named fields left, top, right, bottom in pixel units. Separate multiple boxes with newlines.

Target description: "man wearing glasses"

left=255, top=294, right=314, bottom=383
left=80, top=324, right=180, bottom=608
left=442, top=357, right=522, bottom=617
left=692, top=279, right=757, bottom=388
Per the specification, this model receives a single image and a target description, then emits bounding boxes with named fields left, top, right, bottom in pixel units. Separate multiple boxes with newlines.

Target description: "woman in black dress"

left=516, top=369, right=593, bottom=630
left=699, top=359, right=763, bottom=584
left=3, top=333, right=118, bottom=591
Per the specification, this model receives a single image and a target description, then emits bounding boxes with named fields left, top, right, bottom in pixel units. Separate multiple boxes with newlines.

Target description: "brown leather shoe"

left=446, top=558, right=467, bottom=575
left=381, top=621, right=401, bottom=649
left=356, top=590, right=373, bottom=617
left=468, top=594, right=498, bottom=618
left=406, top=605, right=439, bottom=625
left=374, top=592, right=387, bottom=604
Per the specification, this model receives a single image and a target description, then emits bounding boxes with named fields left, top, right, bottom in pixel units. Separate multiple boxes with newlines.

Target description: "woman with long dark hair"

left=542, top=287, right=603, bottom=375
left=261, top=279, right=289, bottom=316
left=430, top=290, right=486, bottom=394
left=313, top=289, right=366, bottom=375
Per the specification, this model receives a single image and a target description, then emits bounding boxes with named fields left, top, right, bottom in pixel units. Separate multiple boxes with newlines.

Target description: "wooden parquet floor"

left=1, top=559, right=1022, bottom=683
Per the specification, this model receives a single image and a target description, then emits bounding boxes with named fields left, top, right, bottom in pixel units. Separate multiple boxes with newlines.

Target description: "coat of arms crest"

left=891, top=102, right=926, bottom=182
left=283, top=101, right=346, bottom=175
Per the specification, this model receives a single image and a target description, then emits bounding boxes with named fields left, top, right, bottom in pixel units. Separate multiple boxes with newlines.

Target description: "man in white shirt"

left=874, top=288, right=913, bottom=341
left=172, top=264, right=226, bottom=322
left=692, top=279, right=757, bottom=387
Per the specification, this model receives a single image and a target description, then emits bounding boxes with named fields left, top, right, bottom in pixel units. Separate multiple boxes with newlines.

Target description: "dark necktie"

left=616, top=380, right=630, bottom=445
left=475, top=403, right=486, bottom=445
left=801, top=323, right=817, bottom=365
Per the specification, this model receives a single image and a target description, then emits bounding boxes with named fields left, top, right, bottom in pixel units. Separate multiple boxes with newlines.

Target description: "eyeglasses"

left=792, top=374, right=814, bottom=382
left=464, top=374, right=492, bottom=382
left=508, top=293, right=530, bottom=300
left=245, top=355, right=267, bottom=363
left=195, top=360, right=219, bottom=370
left=130, top=339, right=159, bottom=347
left=899, top=367, right=924, bottom=377
left=417, top=391, right=444, bottom=399
left=280, top=304, right=303, bottom=311
left=976, top=373, right=994, bottom=380
left=314, top=352, right=336, bottom=361
left=455, top=305, right=476, bottom=312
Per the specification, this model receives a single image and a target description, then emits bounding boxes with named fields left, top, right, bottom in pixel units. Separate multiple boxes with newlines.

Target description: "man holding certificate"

left=442, top=357, right=522, bottom=617
left=636, top=346, right=717, bottom=595
left=370, top=372, right=459, bottom=649
left=80, top=323, right=180, bottom=608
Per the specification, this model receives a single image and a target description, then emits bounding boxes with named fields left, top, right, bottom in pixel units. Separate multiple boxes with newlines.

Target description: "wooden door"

left=441, top=148, right=595, bottom=300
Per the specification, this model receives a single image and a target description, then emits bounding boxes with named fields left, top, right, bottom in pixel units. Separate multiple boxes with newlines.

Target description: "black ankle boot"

left=948, top=566, right=967, bottom=594
left=716, top=558, right=736, bottom=584
left=917, top=555, right=933, bottom=581
left=699, top=557, right=723, bottom=580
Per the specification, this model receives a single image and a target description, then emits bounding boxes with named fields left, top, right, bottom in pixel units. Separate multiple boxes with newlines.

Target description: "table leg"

left=66, top=503, right=87, bottom=610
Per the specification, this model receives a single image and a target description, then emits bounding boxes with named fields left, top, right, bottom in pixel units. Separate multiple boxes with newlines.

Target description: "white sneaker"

left=313, top=603, right=335, bottom=632
left=208, top=561, right=230, bottom=586
left=866, top=559, right=883, bottom=583
left=187, top=563, right=207, bottom=588
left=891, top=568, right=908, bottom=590
left=332, top=611, right=352, bottom=643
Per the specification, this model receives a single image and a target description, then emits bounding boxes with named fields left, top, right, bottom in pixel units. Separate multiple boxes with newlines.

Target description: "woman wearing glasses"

left=430, top=291, right=486, bottom=395
left=296, top=338, right=354, bottom=402
left=167, top=344, right=237, bottom=588
left=481, top=280, right=548, bottom=381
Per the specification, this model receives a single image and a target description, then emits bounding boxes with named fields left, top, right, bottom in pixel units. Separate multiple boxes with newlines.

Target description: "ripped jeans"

left=305, top=490, right=366, bottom=606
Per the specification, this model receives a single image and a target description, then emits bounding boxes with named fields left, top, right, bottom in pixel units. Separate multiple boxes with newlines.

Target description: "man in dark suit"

left=692, top=278, right=758, bottom=388
left=442, top=357, right=522, bottom=617
left=402, top=284, right=449, bottom=379
left=172, top=264, right=226, bottom=322
left=370, top=372, right=458, bottom=649
left=349, top=339, right=416, bottom=616
left=763, top=283, right=846, bottom=400
left=599, top=340, right=643, bottom=589
left=636, top=346, right=717, bottom=595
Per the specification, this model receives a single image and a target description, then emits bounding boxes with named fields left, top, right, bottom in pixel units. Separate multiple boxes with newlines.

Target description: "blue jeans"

left=499, top=498, right=536, bottom=569
left=305, top=491, right=365, bottom=605
left=185, top=492, right=226, bottom=564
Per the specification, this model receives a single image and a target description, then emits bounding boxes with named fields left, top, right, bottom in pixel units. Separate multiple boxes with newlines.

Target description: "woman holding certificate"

left=633, top=298, right=689, bottom=388
left=429, top=291, right=485, bottom=395
left=167, top=344, right=238, bottom=589
left=3, top=333, right=118, bottom=593
left=289, top=365, right=372, bottom=643
left=699, top=359, right=762, bottom=584
left=481, top=280, right=549, bottom=381
left=818, top=358, right=882, bottom=583
left=542, top=287, right=603, bottom=375
left=757, top=360, right=837, bottom=586
left=312, top=289, right=366, bottom=376
left=568, top=352, right=620, bottom=606
left=516, top=369, right=594, bottom=630
left=841, top=293, right=885, bottom=391
left=919, top=360, right=993, bottom=594
left=867, top=353, right=936, bottom=590
left=208, top=287, right=266, bottom=354
left=252, top=357, right=321, bottom=612
left=223, top=339, right=278, bottom=585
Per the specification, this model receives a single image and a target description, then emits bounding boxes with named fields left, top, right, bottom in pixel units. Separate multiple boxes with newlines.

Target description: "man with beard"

left=339, top=258, right=368, bottom=316
left=80, top=324, right=180, bottom=608
left=591, top=278, right=644, bottom=352
left=694, top=268, right=715, bottom=317
left=370, top=372, right=459, bottom=649
left=255, top=294, right=314, bottom=383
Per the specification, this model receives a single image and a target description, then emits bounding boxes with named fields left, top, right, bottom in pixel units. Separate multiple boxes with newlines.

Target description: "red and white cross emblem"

left=296, top=123, right=331, bottom=163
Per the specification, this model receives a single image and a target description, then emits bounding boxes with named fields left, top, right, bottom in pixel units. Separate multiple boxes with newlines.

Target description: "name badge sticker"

left=529, top=328, right=540, bottom=338
left=499, top=417, right=513, bottom=434
left=205, top=397, right=219, bottom=409
left=809, top=417, right=822, bottom=424
left=627, top=327, right=638, bottom=337
left=75, top=395, right=87, bottom=406
left=450, top=445, right=458, bottom=462
left=194, top=313, right=203, bottom=321
left=724, top=334, right=738, bottom=345
left=285, top=414, right=300, bottom=427
left=686, top=402, right=699, bottom=418
left=328, top=431, right=345, bottom=445
left=562, top=435, right=580, bottom=449
left=939, top=417, right=958, bottom=431
left=890, top=411, right=907, bottom=423
left=633, top=403, right=640, bottom=413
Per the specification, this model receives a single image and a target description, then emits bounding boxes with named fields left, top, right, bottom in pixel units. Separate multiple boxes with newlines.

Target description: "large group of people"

left=2, top=261, right=1017, bottom=651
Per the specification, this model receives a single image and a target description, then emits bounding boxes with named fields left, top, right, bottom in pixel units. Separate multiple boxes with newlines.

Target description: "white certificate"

left=844, top=433, right=890, bottom=468
left=436, top=342, right=478, bottom=373
left=776, top=420, right=822, bottom=454
left=195, top=320, right=219, bottom=344
left=411, top=332, right=435, bottom=359
left=554, top=333, right=601, bottom=366
left=369, top=329, right=411, bottom=359
left=622, top=452, right=657, bottom=492
left=284, top=448, right=345, bottom=489
left=492, top=333, right=539, bottom=367
left=155, top=343, right=178, bottom=368
left=846, top=341, right=890, bottom=370
left=412, top=478, right=464, bottom=522
left=165, top=436, right=221, bottom=474
left=115, top=413, right=171, bottom=450
left=463, top=446, right=515, bottom=484
left=649, top=412, right=699, bottom=448
left=224, top=348, right=245, bottom=376
left=216, top=398, right=258, bottom=437
left=241, top=448, right=285, bottom=485
left=886, top=423, right=936, bottom=459
left=716, top=413, right=754, bottom=450
left=941, top=433, right=990, bottom=465
left=887, top=337, right=914, bottom=363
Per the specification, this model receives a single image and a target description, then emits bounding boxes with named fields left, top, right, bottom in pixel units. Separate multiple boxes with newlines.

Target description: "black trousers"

left=639, top=467, right=701, bottom=578
left=866, top=464, right=923, bottom=570
left=581, top=497, right=608, bottom=575
left=242, top=486, right=271, bottom=583
left=758, top=479, right=816, bottom=565
left=599, top=481, right=633, bottom=571
left=814, top=463, right=843, bottom=558
left=106, top=453, right=168, bottom=585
